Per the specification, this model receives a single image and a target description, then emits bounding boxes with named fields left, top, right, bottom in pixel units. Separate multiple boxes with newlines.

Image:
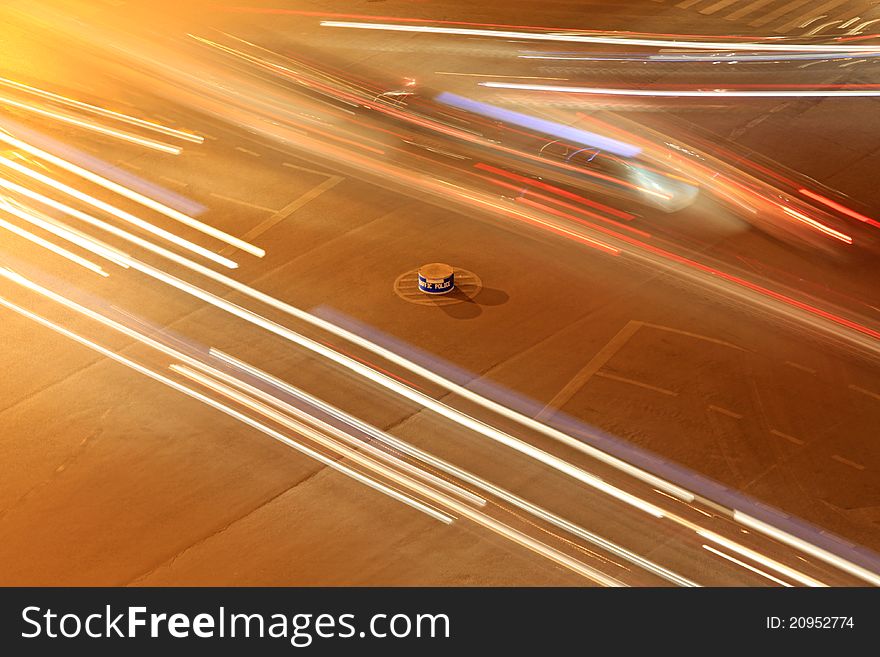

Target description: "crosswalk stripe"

left=749, top=0, right=812, bottom=27
left=700, top=0, right=740, bottom=15
left=642, top=0, right=880, bottom=36
left=775, top=0, right=850, bottom=32
left=726, top=0, right=777, bottom=21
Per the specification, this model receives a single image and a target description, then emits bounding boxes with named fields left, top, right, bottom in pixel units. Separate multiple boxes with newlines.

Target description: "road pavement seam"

left=127, top=468, right=333, bottom=584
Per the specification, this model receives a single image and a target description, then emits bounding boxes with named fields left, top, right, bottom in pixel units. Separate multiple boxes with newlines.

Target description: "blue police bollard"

left=418, top=263, right=454, bottom=295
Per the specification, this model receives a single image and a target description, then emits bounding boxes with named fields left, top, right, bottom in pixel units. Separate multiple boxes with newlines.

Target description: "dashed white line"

left=208, top=192, right=277, bottom=213
left=594, top=371, right=678, bottom=396
left=235, top=146, right=261, bottom=157
left=831, top=454, right=866, bottom=471
left=708, top=405, right=744, bottom=419
left=849, top=384, right=880, bottom=402
left=770, top=429, right=805, bottom=445
left=281, top=161, right=335, bottom=176
left=159, top=174, right=187, bottom=188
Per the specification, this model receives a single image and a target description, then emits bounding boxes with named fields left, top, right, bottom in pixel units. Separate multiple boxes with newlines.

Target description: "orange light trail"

left=513, top=197, right=621, bottom=255
left=782, top=207, right=853, bottom=244
left=799, top=189, right=880, bottom=230
left=475, top=171, right=651, bottom=239
left=474, top=162, right=636, bottom=221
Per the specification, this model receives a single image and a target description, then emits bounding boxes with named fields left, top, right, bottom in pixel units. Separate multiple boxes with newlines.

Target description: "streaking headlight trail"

left=435, top=92, right=641, bottom=158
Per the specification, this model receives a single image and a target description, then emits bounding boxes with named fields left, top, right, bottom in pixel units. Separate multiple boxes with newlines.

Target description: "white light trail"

left=782, top=206, right=852, bottom=243
left=519, top=51, right=880, bottom=63
left=0, top=76, right=204, bottom=143
left=701, top=544, right=793, bottom=587
left=0, top=93, right=181, bottom=154
left=0, top=129, right=264, bottom=257
left=479, top=81, right=880, bottom=98
left=734, top=512, right=880, bottom=587
left=0, top=158, right=239, bottom=269
left=698, top=529, right=826, bottom=587
left=0, top=197, right=131, bottom=270
left=0, top=176, right=210, bottom=272
left=319, top=20, right=880, bottom=52
left=0, top=205, right=109, bottom=276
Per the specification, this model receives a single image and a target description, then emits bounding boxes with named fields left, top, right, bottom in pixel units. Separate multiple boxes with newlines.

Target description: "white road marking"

left=849, top=383, right=880, bottom=402
left=708, top=405, right=744, bottom=419
left=831, top=454, right=866, bottom=471
left=750, top=0, right=812, bottom=28
left=727, top=0, right=777, bottom=21
left=208, top=192, right=277, bottom=213
left=221, top=176, right=343, bottom=255
left=159, top=174, right=187, bottom=187
left=281, top=161, right=336, bottom=176
left=770, top=429, right=805, bottom=445
left=784, top=360, right=816, bottom=374
left=700, top=0, right=740, bottom=16
left=777, top=0, right=849, bottom=33
left=594, top=371, right=678, bottom=396
left=538, top=320, right=643, bottom=418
